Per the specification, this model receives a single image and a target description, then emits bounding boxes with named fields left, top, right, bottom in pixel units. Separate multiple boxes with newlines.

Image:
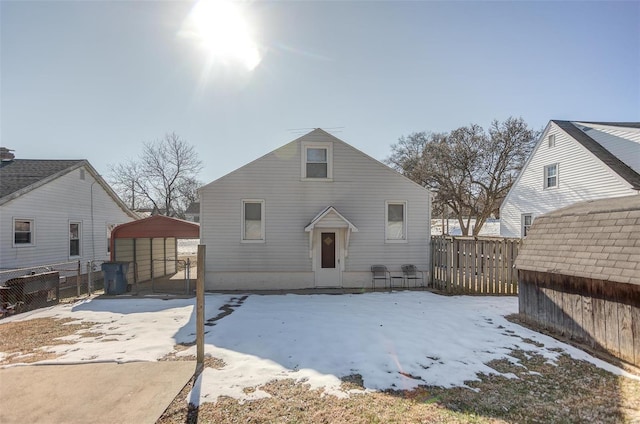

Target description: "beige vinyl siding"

left=134, top=238, right=152, bottom=282
left=113, top=237, right=177, bottom=282
left=152, top=238, right=165, bottom=276
left=114, top=238, right=136, bottom=283
left=500, top=122, right=638, bottom=238
left=0, top=166, right=134, bottom=269
left=165, top=238, right=177, bottom=274
left=200, top=131, right=430, bottom=289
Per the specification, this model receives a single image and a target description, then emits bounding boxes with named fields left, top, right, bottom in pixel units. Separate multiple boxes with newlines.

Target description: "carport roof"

left=112, top=215, right=199, bottom=239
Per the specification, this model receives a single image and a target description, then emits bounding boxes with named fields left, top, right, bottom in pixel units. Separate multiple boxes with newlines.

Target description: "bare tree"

left=387, top=117, right=538, bottom=235
left=109, top=133, right=203, bottom=218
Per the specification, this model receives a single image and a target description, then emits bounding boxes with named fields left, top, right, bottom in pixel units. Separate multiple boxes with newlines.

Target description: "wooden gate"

left=431, top=236, right=520, bottom=295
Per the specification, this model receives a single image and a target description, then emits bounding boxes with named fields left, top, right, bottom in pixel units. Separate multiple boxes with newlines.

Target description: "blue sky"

left=2, top=0, right=639, bottom=184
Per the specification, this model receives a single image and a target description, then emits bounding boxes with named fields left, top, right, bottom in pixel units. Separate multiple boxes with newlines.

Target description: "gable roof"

left=199, top=128, right=430, bottom=193
left=111, top=215, right=199, bottom=239
left=552, top=120, right=640, bottom=190
left=0, top=159, right=85, bottom=199
left=0, top=158, right=137, bottom=218
left=304, top=206, right=358, bottom=232
left=578, top=121, right=640, bottom=129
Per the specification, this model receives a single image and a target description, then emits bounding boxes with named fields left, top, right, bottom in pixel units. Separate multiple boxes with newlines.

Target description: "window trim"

left=301, top=141, right=333, bottom=181
left=69, top=221, right=82, bottom=258
left=385, top=200, right=408, bottom=243
left=544, top=163, right=558, bottom=189
left=548, top=134, right=556, bottom=148
left=521, top=214, right=533, bottom=238
left=241, top=199, right=265, bottom=243
left=13, top=218, right=35, bottom=247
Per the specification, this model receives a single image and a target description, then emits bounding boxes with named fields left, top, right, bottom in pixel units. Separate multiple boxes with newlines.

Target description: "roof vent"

left=0, top=147, right=15, bottom=162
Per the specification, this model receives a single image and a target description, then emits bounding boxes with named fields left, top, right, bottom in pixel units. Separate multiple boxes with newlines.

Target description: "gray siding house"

left=199, top=129, right=431, bottom=290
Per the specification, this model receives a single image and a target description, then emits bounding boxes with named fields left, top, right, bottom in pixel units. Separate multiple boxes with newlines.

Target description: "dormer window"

left=301, top=142, right=333, bottom=180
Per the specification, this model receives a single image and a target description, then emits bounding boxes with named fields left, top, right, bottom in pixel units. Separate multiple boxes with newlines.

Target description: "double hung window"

left=242, top=200, right=265, bottom=242
left=302, top=142, right=333, bottom=180
left=14, top=219, right=34, bottom=246
left=385, top=201, right=407, bottom=242
left=70, top=222, right=81, bottom=257
left=544, top=164, right=558, bottom=189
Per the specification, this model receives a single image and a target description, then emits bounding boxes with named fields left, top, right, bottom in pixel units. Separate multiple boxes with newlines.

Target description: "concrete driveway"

left=0, top=361, right=196, bottom=424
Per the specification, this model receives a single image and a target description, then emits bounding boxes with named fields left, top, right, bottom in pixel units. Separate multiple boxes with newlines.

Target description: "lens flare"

left=187, top=0, right=261, bottom=71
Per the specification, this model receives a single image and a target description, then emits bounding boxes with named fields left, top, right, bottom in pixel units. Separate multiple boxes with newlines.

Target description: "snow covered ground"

left=177, top=239, right=200, bottom=256
left=2, top=292, right=637, bottom=406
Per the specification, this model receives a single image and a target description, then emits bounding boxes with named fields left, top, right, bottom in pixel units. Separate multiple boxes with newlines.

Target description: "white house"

left=199, top=129, right=431, bottom=290
left=184, top=202, right=200, bottom=223
left=500, top=121, right=640, bottom=238
left=0, top=152, right=138, bottom=271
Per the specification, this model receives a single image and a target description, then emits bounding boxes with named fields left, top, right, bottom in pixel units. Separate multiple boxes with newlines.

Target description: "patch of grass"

left=159, top=378, right=489, bottom=424
left=0, top=317, right=99, bottom=365
left=158, top=348, right=640, bottom=424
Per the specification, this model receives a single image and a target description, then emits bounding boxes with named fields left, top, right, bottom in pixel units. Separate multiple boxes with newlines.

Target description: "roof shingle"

left=0, top=159, right=85, bottom=199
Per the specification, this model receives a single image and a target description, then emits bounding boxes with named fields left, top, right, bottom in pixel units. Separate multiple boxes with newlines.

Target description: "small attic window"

left=80, top=169, right=85, bottom=180
left=301, top=141, right=333, bottom=180
left=548, top=134, right=556, bottom=148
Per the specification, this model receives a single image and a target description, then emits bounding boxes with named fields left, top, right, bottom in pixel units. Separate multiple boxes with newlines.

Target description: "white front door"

left=315, top=230, right=341, bottom=287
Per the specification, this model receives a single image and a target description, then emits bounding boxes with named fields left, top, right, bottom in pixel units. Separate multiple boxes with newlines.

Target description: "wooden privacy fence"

left=431, top=236, right=521, bottom=295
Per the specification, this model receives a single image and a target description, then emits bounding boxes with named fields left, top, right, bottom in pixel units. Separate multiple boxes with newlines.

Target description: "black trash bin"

left=101, top=262, right=130, bottom=295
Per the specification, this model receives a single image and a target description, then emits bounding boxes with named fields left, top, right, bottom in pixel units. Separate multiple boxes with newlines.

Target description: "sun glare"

left=187, top=0, right=261, bottom=71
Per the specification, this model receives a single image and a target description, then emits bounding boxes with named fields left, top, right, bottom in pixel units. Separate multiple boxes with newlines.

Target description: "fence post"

left=196, top=245, right=206, bottom=373
left=186, top=257, right=191, bottom=294
left=86, top=261, right=92, bottom=296
left=76, top=260, right=81, bottom=297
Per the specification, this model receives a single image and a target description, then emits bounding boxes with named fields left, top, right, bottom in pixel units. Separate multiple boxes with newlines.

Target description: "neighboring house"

left=0, top=151, right=138, bottom=270
left=184, top=202, right=200, bottom=223
left=199, top=129, right=431, bottom=290
left=134, top=207, right=166, bottom=218
left=500, top=121, right=640, bottom=238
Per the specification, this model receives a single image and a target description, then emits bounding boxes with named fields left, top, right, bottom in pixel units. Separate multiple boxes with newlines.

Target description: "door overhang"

left=304, top=206, right=358, bottom=259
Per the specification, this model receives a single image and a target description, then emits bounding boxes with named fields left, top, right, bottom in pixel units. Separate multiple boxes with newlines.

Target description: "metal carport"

left=110, top=215, right=199, bottom=284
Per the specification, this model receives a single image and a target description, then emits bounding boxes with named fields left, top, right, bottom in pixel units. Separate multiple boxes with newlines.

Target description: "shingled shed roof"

left=515, top=195, right=640, bottom=285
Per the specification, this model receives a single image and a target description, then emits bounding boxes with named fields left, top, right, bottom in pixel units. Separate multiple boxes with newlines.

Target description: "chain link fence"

left=150, top=258, right=195, bottom=295
left=0, top=260, right=107, bottom=318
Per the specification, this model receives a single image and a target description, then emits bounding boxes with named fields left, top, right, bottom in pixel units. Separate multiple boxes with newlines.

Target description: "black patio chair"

left=370, top=265, right=390, bottom=290
left=401, top=264, right=425, bottom=288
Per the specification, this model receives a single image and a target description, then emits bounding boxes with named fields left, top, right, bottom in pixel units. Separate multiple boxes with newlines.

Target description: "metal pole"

left=196, top=245, right=205, bottom=372
left=186, top=258, right=191, bottom=294
left=76, top=260, right=81, bottom=297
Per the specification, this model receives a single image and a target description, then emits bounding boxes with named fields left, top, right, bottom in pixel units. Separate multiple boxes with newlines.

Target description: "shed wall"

left=114, top=237, right=177, bottom=283
left=519, top=270, right=640, bottom=367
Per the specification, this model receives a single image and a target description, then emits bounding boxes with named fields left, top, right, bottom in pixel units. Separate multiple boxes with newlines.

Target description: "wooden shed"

left=515, top=195, right=640, bottom=366
left=110, top=215, right=199, bottom=283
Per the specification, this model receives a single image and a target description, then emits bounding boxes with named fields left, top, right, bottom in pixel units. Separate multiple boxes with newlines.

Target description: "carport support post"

left=196, top=244, right=205, bottom=372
